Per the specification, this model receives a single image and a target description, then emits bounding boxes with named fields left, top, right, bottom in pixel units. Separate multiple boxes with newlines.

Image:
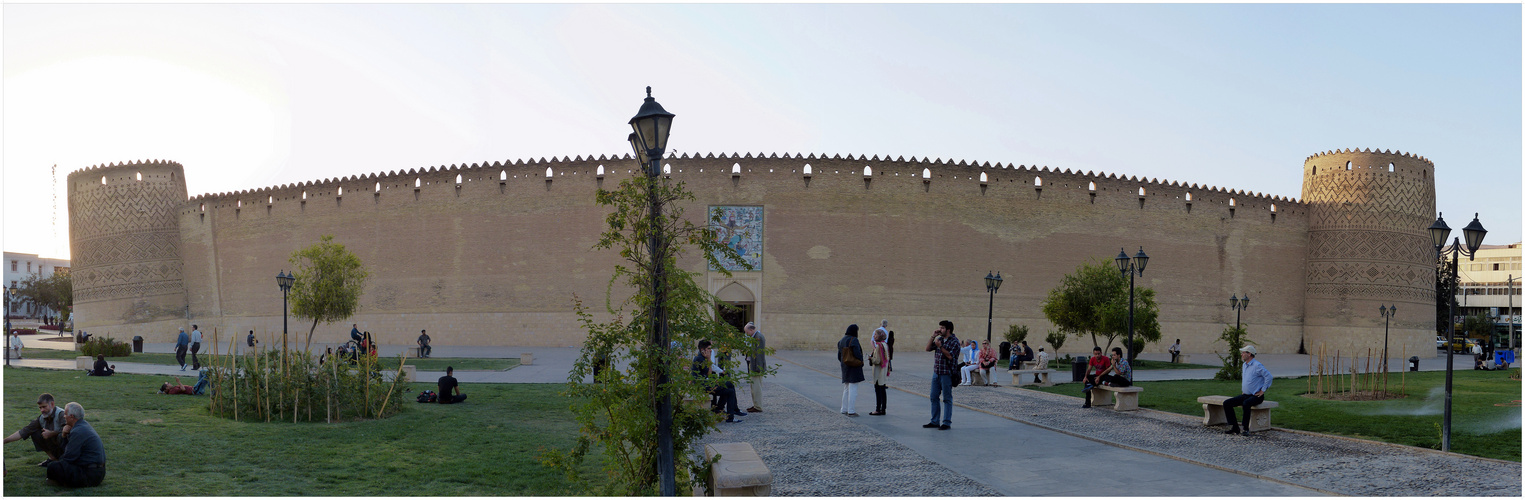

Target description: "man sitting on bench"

left=1223, top=345, right=1271, bottom=435
left=693, top=340, right=745, bottom=423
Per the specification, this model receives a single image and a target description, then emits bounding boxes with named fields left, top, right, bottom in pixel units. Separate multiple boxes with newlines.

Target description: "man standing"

left=923, top=320, right=959, bottom=430
left=174, top=327, right=190, bottom=371
left=417, top=330, right=432, bottom=358
left=744, top=322, right=766, bottom=413
left=1223, top=345, right=1272, bottom=435
left=3, top=393, right=65, bottom=467
left=46, top=402, right=105, bottom=488
left=438, top=366, right=467, bottom=404
left=189, top=325, right=203, bottom=370
left=246, top=330, right=258, bottom=353
left=1168, top=339, right=1182, bottom=364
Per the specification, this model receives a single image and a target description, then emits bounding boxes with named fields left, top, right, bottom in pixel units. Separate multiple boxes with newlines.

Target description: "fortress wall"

left=1301, top=149, right=1437, bottom=359
left=81, top=151, right=1335, bottom=356
left=67, top=161, right=188, bottom=337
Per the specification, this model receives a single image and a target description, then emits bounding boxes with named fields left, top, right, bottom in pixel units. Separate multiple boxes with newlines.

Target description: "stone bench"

left=76, top=356, right=93, bottom=370
left=967, top=369, right=999, bottom=386
left=1008, top=369, right=1056, bottom=387
left=405, top=347, right=422, bottom=358
left=1197, top=395, right=1279, bottom=432
left=702, top=442, right=772, bottom=496
left=1089, top=385, right=1144, bottom=411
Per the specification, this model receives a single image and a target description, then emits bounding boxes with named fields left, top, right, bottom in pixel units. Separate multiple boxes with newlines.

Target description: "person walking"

left=1223, top=345, right=1272, bottom=435
left=837, top=324, right=865, bottom=417
left=174, top=327, right=190, bottom=371
left=744, top=322, right=766, bottom=413
left=868, top=324, right=892, bottom=415
left=189, top=325, right=203, bottom=370
left=924, top=320, right=959, bottom=430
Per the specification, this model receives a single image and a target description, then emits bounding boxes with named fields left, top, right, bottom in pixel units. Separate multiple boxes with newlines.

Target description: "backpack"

left=417, top=390, right=438, bottom=403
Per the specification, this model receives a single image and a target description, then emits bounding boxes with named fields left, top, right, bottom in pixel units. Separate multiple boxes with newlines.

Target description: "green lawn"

left=3, top=367, right=600, bottom=495
left=19, top=350, right=519, bottom=372
left=1001, top=356, right=1218, bottom=370
left=1029, top=370, right=1522, bottom=461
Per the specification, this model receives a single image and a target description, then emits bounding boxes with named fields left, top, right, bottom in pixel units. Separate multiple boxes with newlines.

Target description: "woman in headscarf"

left=837, top=324, right=865, bottom=417
left=977, top=340, right=998, bottom=386
left=868, top=323, right=892, bottom=415
left=959, top=339, right=980, bottom=386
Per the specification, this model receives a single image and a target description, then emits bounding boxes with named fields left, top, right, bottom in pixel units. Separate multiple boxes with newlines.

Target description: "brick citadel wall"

left=67, top=149, right=1436, bottom=359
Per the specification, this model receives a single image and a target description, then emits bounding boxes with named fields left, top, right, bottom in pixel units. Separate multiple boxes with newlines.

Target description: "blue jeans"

left=929, top=373, right=953, bottom=425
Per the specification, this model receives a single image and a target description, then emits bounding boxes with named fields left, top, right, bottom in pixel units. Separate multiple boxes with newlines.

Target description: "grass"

left=1028, top=370, right=1522, bottom=461
left=1000, top=356, right=1218, bottom=370
left=18, top=350, right=519, bottom=372
left=3, top=367, right=602, bottom=495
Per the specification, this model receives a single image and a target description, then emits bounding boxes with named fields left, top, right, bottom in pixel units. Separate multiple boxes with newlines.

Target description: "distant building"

left=1452, top=242, right=1522, bottom=347
left=3, top=251, right=71, bottom=319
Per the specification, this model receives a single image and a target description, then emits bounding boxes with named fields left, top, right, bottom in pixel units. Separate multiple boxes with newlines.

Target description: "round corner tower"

left=1301, top=149, right=1436, bottom=357
left=67, top=160, right=189, bottom=340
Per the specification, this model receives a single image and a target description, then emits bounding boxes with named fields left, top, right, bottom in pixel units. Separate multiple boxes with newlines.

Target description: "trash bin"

left=1408, top=356, right=1419, bottom=372
left=999, top=341, right=1011, bottom=361
left=1072, top=356, right=1088, bottom=382
left=133, top=336, right=144, bottom=353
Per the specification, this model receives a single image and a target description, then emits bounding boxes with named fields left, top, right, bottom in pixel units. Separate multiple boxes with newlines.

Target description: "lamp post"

left=985, top=272, right=1003, bottom=345
left=5, top=285, right=15, bottom=366
left=1229, top=294, right=1250, bottom=332
left=276, top=271, right=294, bottom=354
left=1429, top=212, right=1486, bottom=453
left=1379, top=304, right=1396, bottom=375
left=1115, top=247, right=1149, bottom=379
left=628, top=86, right=677, bottom=496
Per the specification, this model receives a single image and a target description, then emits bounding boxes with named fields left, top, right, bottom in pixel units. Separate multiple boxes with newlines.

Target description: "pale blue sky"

left=4, top=3, right=1521, bottom=259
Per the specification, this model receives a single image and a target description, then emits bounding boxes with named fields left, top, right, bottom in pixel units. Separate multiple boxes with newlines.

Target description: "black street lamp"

left=5, top=284, right=15, bottom=366
left=1229, top=294, right=1250, bottom=331
left=628, top=86, right=677, bottom=497
left=276, top=270, right=294, bottom=354
left=985, top=271, right=1003, bottom=345
left=1430, top=212, right=1486, bottom=453
left=1115, top=247, right=1149, bottom=378
left=1379, top=304, right=1396, bottom=375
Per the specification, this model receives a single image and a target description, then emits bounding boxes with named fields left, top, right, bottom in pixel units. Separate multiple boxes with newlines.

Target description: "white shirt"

left=191, top=329, right=202, bottom=344
left=959, top=345, right=976, bottom=364
left=1169, top=343, right=1180, bottom=353
left=9, top=335, right=21, bottom=349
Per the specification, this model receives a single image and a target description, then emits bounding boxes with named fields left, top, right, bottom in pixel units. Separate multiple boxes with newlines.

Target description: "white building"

left=1453, top=242, right=1522, bottom=347
left=3, top=251, right=71, bottom=319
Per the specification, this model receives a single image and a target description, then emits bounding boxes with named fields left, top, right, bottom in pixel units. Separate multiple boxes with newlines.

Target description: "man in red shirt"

left=1081, top=346, right=1113, bottom=408
left=159, top=377, right=194, bottom=395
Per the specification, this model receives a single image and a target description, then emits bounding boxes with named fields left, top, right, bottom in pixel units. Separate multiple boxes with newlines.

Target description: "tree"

left=1041, top=258, right=1160, bottom=357
left=1003, top=324, right=1029, bottom=346
left=1045, top=329, right=1068, bottom=353
left=1214, top=325, right=1251, bottom=381
left=1436, top=252, right=1458, bottom=335
left=540, top=171, right=767, bottom=495
left=17, top=270, right=71, bottom=323
left=1460, top=313, right=1493, bottom=342
left=288, top=235, right=369, bottom=352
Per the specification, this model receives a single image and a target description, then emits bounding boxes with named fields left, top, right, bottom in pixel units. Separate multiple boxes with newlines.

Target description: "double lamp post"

left=1115, top=247, right=1148, bottom=379
left=1429, top=212, right=1487, bottom=453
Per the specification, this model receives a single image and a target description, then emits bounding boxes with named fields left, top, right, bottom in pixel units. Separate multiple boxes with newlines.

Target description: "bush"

left=1214, top=326, right=1251, bottom=381
left=81, top=336, right=131, bottom=357
left=1004, top=325, right=1029, bottom=346
left=11, top=328, right=38, bottom=336
left=207, top=347, right=409, bottom=423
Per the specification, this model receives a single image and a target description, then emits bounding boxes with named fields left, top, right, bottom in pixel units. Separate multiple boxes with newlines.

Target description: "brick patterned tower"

left=67, top=160, right=189, bottom=338
left=1301, top=149, right=1436, bottom=357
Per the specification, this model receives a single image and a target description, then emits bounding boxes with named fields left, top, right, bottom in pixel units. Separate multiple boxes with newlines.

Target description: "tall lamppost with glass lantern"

left=1429, top=212, right=1486, bottom=452
left=4, top=285, right=15, bottom=366
left=627, top=86, right=677, bottom=496
left=1115, top=247, right=1149, bottom=379
left=276, top=270, right=294, bottom=354
left=984, top=272, right=1002, bottom=346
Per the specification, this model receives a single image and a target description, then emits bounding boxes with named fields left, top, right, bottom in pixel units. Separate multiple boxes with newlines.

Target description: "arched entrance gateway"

left=713, top=281, right=757, bottom=334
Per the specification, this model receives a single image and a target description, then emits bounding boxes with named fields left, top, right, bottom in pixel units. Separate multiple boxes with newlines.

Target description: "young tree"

left=541, top=171, right=768, bottom=495
left=288, top=235, right=370, bottom=352
left=1214, top=325, right=1252, bottom=381
left=1041, top=258, right=1160, bottom=357
left=17, top=270, right=71, bottom=323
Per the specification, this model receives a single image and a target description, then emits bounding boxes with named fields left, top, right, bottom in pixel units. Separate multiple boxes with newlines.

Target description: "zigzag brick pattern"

left=67, top=161, right=187, bottom=305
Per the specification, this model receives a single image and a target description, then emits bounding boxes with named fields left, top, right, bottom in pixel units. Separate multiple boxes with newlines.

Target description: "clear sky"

left=4, top=3, right=1521, bottom=260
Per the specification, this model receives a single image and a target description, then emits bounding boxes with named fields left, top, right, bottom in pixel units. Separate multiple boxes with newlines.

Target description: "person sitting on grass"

left=159, top=377, right=195, bottom=395
left=1081, top=346, right=1112, bottom=408
left=438, top=366, right=467, bottom=404
left=1099, top=347, right=1132, bottom=387
left=46, top=402, right=106, bottom=488
left=2, top=393, right=66, bottom=467
left=86, top=355, right=115, bottom=376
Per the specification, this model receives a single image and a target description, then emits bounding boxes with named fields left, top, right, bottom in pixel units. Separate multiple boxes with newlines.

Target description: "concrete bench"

left=1197, top=395, right=1279, bottom=432
left=76, top=356, right=93, bottom=370
left=1089, top=385, right=1144, bottom=411
left=405, top=347, right=422, bottom=358
left=967, top=370, right=998, bottom=386
left=703, top=442, right=772, bottom=496
left=1008, top=369, right=1056, bottom=387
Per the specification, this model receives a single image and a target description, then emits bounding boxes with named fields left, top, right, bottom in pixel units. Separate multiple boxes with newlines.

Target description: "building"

left=3, top=251, right=71, bottom=319
left=67, top=148, right=1439, bottom=358
left=1452, top=242, right=1522, bottom=347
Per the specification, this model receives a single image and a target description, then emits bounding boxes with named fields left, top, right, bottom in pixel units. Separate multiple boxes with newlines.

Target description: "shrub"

left=1214, top=325, right=1251, bottom=381
left=81, top=336, right=132, bottom=357
left=11, top=328, right=38, bottom=336
left=1004, top=325, right=1029, bottom=346
left=207, top=347, right=409, bottom=423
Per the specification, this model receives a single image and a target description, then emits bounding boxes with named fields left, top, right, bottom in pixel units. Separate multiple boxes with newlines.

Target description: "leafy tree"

left=1040, top=258, right=1160, bottom=358
left=17, top=270, right=71, bottom=323
left=288, top=235, right=370, bottom=352
left=1435, top=252, right=1458, bottom=334
left=541, top=171, right=769, bottom=495
left=1044, top=329, right=1068, bottom=353
left=1460, top=313, right=1493, bottom=342
left=1214, top=325, right=1252, bottom=381
left=1003, top=324, right=1029, bottom=346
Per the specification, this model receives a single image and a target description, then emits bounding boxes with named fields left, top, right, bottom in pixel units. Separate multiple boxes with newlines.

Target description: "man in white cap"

left=1223, top=344, right=1272, bottom=435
